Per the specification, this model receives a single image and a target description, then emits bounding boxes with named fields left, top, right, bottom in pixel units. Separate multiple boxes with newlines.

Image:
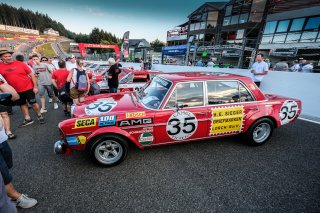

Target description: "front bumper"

left=54, top=140, right=67, bottom=154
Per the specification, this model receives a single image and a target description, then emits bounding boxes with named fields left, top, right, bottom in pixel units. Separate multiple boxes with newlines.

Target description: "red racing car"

left=54, top=72, right=302, bottom=167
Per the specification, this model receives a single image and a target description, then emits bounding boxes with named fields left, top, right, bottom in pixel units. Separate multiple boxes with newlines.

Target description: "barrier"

left=92, top=61, right=320, bottom=118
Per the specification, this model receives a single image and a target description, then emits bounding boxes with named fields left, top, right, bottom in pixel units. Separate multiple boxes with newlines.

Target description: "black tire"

left=245, top=118, right=274, bottom=146
left=88, top=134, right=128, bottom=167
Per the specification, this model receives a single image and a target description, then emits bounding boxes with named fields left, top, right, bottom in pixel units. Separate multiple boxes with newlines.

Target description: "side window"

left=165, top=82, right=204, bottom=109
left=239, top=83, right=254, bottom=102
left=207, top=81, right=239, bottom=105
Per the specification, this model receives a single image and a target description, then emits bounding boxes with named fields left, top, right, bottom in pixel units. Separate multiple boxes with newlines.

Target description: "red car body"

left=54, top=72, right=302, bottom=167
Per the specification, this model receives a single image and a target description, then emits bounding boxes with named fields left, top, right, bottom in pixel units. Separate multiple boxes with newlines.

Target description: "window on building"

left=239, top=13, right=249, bottom=24
left=249, top=0, right=267, bottom=22
left=305, top=16, right=320, bottom=30
left=225, top=5, right=232, bottom=16
left=165, top=82, right=204, bottom=109
left=300, top=31, right=318, bottom=42
left=223, top=17, right=231, bottom=26
left=317, top=33, right=320, bottom=42
left=290, top=18, right=305, bottom=31
left=190, top=23, right=195, bottom=31
left=264, top=21, right=277, bottom=34
left=261, top=35, right=273, bottom=43
left=231, top=15, right=239, bottom=25
left=200, top=22, right=206, bottom=30
left=273, top=34, right=286, bottom=43
left=207, top=81, right=254, bottom=105
left=285, top=33, right=301, bottom=43
left=276, top=20, right=290, bottom=33
left=207, top=11, right=218, bottom=28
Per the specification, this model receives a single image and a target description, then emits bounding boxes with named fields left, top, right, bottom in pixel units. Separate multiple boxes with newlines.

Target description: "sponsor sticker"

left=128, top=127, right=154, bottom=135
left=118, top=118, right=153, bottom=127
left=210, top=106, right=244, bottom=135
left=166, top=110, right=198, bottom=140
left=126, top=112, right=146, bottom=119
left=74, top=118, right=97, bottom=129
left=279, top=100, right=299, bottom=125
left=66, top=135, right=87, bottom=145
left=138, top=132, right=154, bottom=145
left=99, top=115, right=116, bottom=127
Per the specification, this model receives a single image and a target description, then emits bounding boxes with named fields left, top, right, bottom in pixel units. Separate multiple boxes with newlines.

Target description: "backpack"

left=58, top=82, right=72, bottom=103
left=75, top=68, right=88, bottom=91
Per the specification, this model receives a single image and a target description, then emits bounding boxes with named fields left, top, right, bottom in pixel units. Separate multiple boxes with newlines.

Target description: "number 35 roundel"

left=85, top=100, right=117, bottom=115
left=166, top=110, right=198, bottom=140
left=279, top=100, right=299, bottom=125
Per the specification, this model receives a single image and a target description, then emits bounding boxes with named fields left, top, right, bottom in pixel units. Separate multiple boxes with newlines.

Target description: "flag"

left=121, top=31, right=130, bottom=58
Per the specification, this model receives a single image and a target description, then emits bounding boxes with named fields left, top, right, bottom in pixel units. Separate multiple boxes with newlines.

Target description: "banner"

left=121, top=31, right=130, bottom=58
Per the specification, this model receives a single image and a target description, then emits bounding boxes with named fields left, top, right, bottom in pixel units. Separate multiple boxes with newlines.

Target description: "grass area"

left=36, top=42, right=56, bottom=57
left=59, top=41, right=70, bottom=53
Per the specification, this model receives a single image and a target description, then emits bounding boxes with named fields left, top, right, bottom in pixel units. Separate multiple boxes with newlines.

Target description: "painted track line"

left=298, top=117, right=320, bottom=125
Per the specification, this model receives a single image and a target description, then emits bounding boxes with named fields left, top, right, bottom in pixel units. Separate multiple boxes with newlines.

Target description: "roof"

left=188, top=1, right=229, bottom=18
left=270, top=0, right=320, bottom=14
left=158, top=72, right=250, bottom=83
left=129, top=39, right=150, bottom=48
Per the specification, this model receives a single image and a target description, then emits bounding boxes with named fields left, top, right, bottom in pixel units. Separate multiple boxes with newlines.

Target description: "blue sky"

left=2, top=0, right=229, bottom=42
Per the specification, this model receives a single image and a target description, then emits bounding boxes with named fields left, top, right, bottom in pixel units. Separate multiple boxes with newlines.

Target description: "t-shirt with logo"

left=0, top=60, right=33, bottom=92
left=33, top=63, right=52, bottom=85
left=52, top=69, right=69, bottom=90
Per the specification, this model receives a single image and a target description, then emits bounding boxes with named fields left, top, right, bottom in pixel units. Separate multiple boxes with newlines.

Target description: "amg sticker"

left=118, top=118, right=153, bottom=127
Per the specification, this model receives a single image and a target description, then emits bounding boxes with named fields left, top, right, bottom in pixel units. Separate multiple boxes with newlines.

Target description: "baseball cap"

left=0, top=48, right=14, bottom=56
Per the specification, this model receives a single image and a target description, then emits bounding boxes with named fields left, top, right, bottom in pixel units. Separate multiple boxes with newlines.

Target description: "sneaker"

left=54, top=103, right=59, bottom=109
left=40, top=108, right=47, bottom=113
left=37, top=115, right=45, bottom=124
left=15, top=194, right=38, bottom=209
left=7, top=133, right=16, bottom=139
left=18, top=119, right=34, bottom=128
left=48, top=98, right=52, bottom=103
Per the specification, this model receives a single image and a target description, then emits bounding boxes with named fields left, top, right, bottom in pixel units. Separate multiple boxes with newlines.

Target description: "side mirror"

left=173, top=103, right=185, bottom=112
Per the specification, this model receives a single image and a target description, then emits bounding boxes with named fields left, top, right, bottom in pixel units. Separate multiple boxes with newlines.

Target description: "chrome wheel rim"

left=253, top=123, right=271, bottom=143
left=95, top=140, right=123, bottom=164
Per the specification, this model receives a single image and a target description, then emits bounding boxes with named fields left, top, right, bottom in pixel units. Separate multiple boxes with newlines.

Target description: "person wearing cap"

left=66, top=54, right=77, bottom=71
left=0, top=48, right=44, bottom=127
left=107, top=58, right=120, bottom=93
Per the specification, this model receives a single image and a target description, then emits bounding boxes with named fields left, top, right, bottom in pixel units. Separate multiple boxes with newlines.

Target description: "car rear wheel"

left=245, top=118, right=274, bottom=146
left=88, top=135, right=128, bottom=167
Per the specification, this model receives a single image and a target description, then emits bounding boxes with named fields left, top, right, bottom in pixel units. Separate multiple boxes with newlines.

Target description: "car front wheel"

left=88, top=135, right=128, bottom=167
left=245, top=118, right=274, bottom=146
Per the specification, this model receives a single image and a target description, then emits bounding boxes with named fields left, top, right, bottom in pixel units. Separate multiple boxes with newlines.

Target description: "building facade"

left=43, top=28, right=59, bottom=36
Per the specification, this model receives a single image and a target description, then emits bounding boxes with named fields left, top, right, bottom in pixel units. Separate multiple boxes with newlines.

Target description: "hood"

left=73, top=92, right=145, bottom=118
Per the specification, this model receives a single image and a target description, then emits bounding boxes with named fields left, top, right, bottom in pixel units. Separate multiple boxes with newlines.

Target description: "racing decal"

left=210, top=106, right=245, bottom=135
left=128, top=127, right=153, bottom=135
left=118, top=118, right=153, bottom=127
left=99, top=115, right=117, bottom=127
left=138, top=132, right=154, bottom=145
left=85, top=99, right=117, bottom=115
left=166, top=110, right=198, bottom=140
left=66, top=135, right=87, bottom=146
left=74, top=118, right=97, bottom=129
left=126, top=111, right=146, bottom=119
left=279, top=100, right=299, bottom=125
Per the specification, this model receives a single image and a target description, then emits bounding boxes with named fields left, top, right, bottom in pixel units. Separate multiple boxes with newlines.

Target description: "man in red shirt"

left=52, top=60, right=72, bottom=116
left=0, top=48, right=44, bottom=127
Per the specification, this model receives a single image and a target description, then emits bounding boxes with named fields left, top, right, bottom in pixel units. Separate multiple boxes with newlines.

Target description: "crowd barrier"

left=108, top=62, right=320, bottom=118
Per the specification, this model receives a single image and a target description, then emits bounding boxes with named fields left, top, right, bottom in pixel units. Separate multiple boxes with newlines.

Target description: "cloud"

left=86, top=7, right=105, bottom=17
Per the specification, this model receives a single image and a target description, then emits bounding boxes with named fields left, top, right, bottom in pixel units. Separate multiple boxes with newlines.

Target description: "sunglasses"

left=42, top=60, right=48, bottom=62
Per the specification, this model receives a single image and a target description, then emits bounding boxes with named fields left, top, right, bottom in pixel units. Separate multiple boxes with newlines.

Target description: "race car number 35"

left=166, top=110, right=198, bottom=140
left=85, top=100, right=117, bottom=115
left=279, top=100, right=299, bottom=125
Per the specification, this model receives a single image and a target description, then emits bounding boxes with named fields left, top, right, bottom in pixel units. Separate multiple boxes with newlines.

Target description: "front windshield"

left=139, top=76, right=172, bottom=109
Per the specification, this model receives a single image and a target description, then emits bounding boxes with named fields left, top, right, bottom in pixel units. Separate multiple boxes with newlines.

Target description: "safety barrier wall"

left=114, top=62, right=320, bottom=118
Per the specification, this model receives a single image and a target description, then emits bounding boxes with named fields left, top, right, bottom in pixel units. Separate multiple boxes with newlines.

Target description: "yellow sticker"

left=77, top=136, right=87, bottom=144
left=210, top=106, right=244, bottom=135
left=74, top=118, right=97, bottom=129
left=126, top=111, right=146, bottom=119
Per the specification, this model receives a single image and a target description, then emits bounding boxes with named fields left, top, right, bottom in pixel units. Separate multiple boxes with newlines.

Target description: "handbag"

left=90, top=82, right=100, bottom=95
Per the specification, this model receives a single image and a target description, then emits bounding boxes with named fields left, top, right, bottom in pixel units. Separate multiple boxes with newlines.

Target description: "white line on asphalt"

left=298, top=117, right=320, bottom=125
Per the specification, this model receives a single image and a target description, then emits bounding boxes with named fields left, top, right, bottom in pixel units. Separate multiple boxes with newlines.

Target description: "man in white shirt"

left=66, top=55, right=77, bottom=71
left=250, top=53, right=269, bottom=87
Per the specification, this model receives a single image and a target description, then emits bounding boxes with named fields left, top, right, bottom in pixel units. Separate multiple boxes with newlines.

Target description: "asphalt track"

left=6, top=103, right=320, bottom=212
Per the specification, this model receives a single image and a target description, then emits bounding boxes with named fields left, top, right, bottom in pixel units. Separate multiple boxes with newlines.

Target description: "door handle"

left=248, top=107, right=258, bottom=111
left=195, top=112, right=207, bottom=115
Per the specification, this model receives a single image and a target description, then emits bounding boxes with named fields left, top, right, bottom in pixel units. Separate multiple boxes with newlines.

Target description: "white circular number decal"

left=166, top=110, right=198, bottom=140
left=85, top=100, right=117, bottom=115
left=279, top=100, right=299, bottom=125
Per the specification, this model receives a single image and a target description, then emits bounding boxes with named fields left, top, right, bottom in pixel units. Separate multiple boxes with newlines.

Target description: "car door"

left=153, top=81, right=208, bottom=145
left=206, top=80, right=259, bottom=137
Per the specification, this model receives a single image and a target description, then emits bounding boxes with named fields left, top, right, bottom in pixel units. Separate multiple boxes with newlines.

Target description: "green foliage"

left=0, top=3, right=120, bottom=45
left=150, top=39, right=165, bottom=48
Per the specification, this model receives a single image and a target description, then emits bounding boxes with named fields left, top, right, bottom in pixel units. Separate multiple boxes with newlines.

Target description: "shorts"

left=70, top=88, right=85, bottom=100
left=39, top=85, right=54, bottom=97
left=0, top=105, right=9, bottom=113
left=0, top=141, right=13, bottom=185
left=15, top=89, right=37, bottom=106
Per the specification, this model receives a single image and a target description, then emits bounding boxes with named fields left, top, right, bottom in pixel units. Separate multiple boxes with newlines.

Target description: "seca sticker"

left=279, top=100, right=299, bottom=125
left=85, top=100, right=117, bottom=115
left=166, top=110, right=198, bottom=140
